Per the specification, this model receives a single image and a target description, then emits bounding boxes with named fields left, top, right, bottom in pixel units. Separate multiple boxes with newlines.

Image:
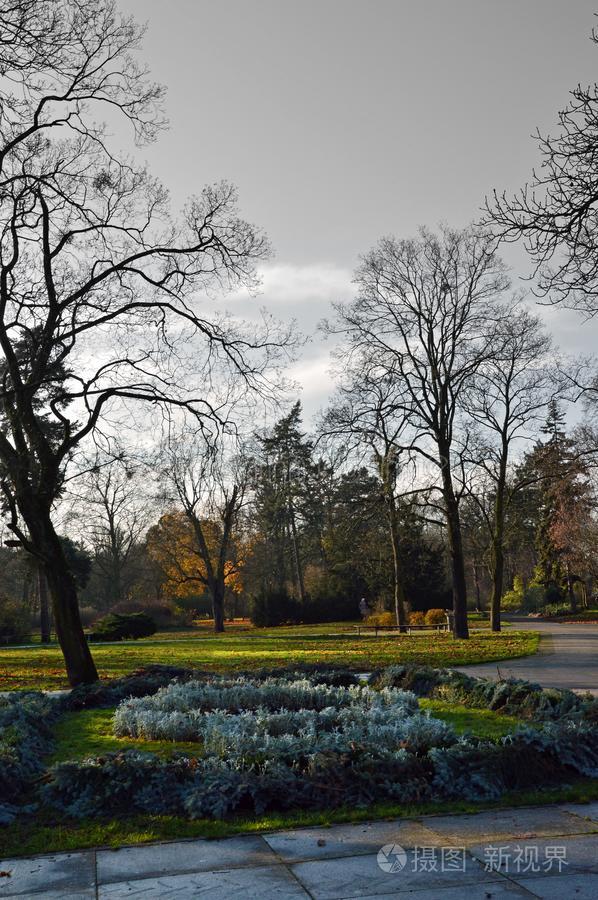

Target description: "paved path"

left=1, top=802, right=598, bottom=898
left=456, top=618, right=598, bottom=695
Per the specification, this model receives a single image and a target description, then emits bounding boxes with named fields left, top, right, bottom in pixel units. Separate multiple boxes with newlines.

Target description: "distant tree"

left=330, top=225, right=510, bottom=637
left=464, top=309, right=555, bottom=630
left=253, top=403, right=314, bottom=602
left=156, top=433, right=247, bottom=632
left=71, top=458, right=150, bottom=610
left=321, top=359, right=414, bottom=630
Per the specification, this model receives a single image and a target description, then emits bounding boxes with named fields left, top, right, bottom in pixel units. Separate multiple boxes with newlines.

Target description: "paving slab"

left=421, top=806, right=591, bottom=845
left=509, top=870, right=598, bottom=898
left=97, top=833, right=277, bottom=884
left=1, top=893, right=94, bottom=900
left=469, top=833, right=598, bottom=878
left=291, top=849, right=498, bottom=899
left=0, top=852, right=95, bottom=897
left=264, top=819, right=441, bottom=862
left=347, top=881, right=537, bottom=898
left=98, top=863, right=310, bottom=898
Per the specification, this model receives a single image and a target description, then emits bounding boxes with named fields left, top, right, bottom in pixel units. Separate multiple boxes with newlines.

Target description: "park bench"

left=353, top=616, right=452, bottom=637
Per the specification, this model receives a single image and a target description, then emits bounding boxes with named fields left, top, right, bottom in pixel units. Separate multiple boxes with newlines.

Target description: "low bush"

left=424, top=608, right=447, bottom=625
left=0, top=692, right=64, bottom=824
left=249, top=588, right=300, bottom=627
left=113, top=676, right=419, bottom=722
left=110, top=601, right=175, bottom=629
left=371, top=664, right=598, bottom=723
left=365, top=611, right=395, bottom=626
left=113, top=677, right=430, bottom=754
left=540, top=603, right=572, bottom=618
left=77, top=606, right=98, bottom=628
left=409, top=611, right=425, bottom=625
left=249, top=587, right=358, bottom=626
left=0, top=598, right=31, bottom=644
left=89, top=612, right=156, bottom=642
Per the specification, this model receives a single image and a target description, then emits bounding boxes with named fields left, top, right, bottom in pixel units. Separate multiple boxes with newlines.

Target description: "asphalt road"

left=457, top=617, right=598, bottom=695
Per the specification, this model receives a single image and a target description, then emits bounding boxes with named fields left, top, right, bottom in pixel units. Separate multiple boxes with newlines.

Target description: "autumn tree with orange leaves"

left=146, top=511, right=243, bottom=615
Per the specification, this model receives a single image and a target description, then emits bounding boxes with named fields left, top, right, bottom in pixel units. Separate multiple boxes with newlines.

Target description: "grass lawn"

left=0, top=623, right=539, bottom=691
left=1, top=697, right=595, bottom=859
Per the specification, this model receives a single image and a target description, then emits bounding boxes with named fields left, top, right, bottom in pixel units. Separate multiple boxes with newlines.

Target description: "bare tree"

left=0, top=0, right=285, bottom=684
left=330, top=225, right=510, bottom=638
left=485, top=27, right=598, bottom=314
left=464, top=309, right=555, bottom=630
left=69, top=455, right=151, bottom=610
left=157, top=433, right=248, bottom=632
left=321, top=359, right=414, bottom=630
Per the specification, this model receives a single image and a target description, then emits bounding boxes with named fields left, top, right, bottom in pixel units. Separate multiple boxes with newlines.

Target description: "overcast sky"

left=120, top=0, right=598, bottom=424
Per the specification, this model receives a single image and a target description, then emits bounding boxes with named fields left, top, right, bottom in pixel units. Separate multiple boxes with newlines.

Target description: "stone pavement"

left=455, top=617, right=598, bottom=695
left=1, top=803, right=598, bottom=898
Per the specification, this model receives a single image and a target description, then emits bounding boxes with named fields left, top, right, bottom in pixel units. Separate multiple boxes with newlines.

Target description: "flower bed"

left=41, top=672, right=598, bottom=820
left=4, top=665, right=598, bottom=828
left=113, top=676, right=449, bottom=759
left=370, top=664, right=598, bottom=722
left=0, top=692, right=63, bottom=824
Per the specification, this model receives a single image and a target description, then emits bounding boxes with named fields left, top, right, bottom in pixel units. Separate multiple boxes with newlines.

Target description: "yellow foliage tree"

left=146, top=511, right=243, bottom=609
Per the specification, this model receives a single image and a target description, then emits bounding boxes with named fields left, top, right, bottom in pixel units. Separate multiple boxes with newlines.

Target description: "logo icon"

left=377, top=843, right=407, bottom=873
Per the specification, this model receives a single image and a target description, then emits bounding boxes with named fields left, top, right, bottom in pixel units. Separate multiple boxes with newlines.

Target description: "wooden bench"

left=354, top=621, right=451, bottom=636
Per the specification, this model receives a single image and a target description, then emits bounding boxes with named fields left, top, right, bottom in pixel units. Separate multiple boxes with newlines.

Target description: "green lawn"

left=0, top=623, right=539, bottom=691
left=49, top=708, right=201, bottom=763
left=418, top=699, right=523, bottom=738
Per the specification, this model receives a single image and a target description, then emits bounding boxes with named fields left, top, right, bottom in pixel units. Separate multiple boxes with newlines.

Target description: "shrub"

left=370, top=664, right=598, bottom=723
left=0, top=692, right=64, bottom=823
left=113, top=676, right=428, bottom=754
left=409, top=611, right=425, bottom=625
left=501, top=574, right=524, bottom=611
left=249, top=587, right=358, bottom=626
left=0, top=598, right=31, bottom=644
left=89, top=612, right=156, bottom=642
left=111, top=601, right=175, bottom=629
left=540, top=603, right=572, bottom=618
left=249, top=588, right=300, bottom=627
left=42, top=700, right=598, bottom=820
left=114, top=676, right=419, bottom=722
left=424, top=608, right=447, bottom=625
left=365, top=611, right=395, bottom=627
left=522, top=583, right=546, bottom=612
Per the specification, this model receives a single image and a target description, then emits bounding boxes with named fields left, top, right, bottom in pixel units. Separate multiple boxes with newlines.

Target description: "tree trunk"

left=472, top=560, right=482, bottom=613
left=288, top=500, right=306, bottom=603
left=21, top=505, right=98, bottom=685
left=440, top=458, right=469, bottom=639
left=38, top=564, right=51, bottom=644
left=211, top=579, right=225, bottom=633
left=565, top=562, right=577, bottom=613
left=385, top=485, right=407, bottom=632
left=490, top=541, right=503, bottom=633
left=489, top=448, right=508, bottom=633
